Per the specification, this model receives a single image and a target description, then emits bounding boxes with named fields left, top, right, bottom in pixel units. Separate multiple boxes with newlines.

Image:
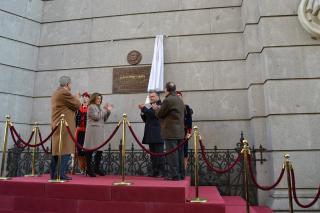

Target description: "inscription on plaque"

left=113, top=66, right=151, bottom=94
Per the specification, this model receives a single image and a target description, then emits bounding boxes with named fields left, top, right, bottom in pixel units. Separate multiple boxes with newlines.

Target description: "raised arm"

left=103, top=110, right=111, bottom=123
left=62, top=91, right=81, bottom=111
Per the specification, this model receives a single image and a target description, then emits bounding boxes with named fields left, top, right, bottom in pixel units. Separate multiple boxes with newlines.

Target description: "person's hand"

left=75, top=92, right=81, bottom=99
left=107, top=104, right=113, bottom=111
left=186, top=133, right=192, bottom=139
left=151, top=103, right=159, bottom=110
left=138, top=104, right=145, bottom=109
left=103, top=103, right=113, bottom=111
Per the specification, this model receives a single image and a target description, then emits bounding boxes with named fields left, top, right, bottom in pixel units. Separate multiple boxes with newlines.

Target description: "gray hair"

left=148, top=90, right=160, bottom=97
left=59, top=76, right=71, bottom=87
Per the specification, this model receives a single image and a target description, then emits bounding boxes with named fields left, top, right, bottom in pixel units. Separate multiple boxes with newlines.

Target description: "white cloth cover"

left=145, top=35, right=165, bottom=104
left=147, top=35, right=164, bottom=92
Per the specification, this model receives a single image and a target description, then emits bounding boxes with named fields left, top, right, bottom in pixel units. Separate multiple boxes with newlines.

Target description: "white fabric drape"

left=147, top=35, right=164, bottom=92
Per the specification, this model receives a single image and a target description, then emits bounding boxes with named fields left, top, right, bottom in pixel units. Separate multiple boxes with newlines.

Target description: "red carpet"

left=0, top=175, right=273, bottom=213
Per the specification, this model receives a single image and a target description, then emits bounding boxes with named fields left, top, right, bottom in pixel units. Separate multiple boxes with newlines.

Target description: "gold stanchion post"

left=48, top=114, right=66, bottom=183
left=190, top=126, right=207, bottom=203
left=241, top=140, right=251, bottom=213
left=113, top=113, right=132, bottom=186
left=284, top=154, right=294, bottom=213
left=25, top=122, right=40, bottom=177
left=0, top=115, right=12, bottom=180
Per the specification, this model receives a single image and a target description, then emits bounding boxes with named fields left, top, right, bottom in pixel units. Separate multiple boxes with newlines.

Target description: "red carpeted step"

left=225, top=206, right=258, bottom=213
left=222, top=196, right=246, bottom=206
left=0, top=195, right=14, bottom=211
left=13, top=197, right=78, bottom=213
left=77, top=200, right=226, bottom=213
left=109, top=176, right=190, bottom=203
left=223, top=196, right=274, bottom=213
left=0, top=179, right=45, bottom=197
left=184, top=202, right=225, bottom=213
left=78, top=200, right=146, bottom=213
left=1, top=175, right=263, bottom=213
left=252, top=206, right=274, bottom=213
left=4, top=175, right=191, bottom=203
left=45, top=182, right=111, bottom=201
left=0, top=211, right=58, bottom=213
left=187, top=186, right=225, bottom=205
left=225, top=206, right=274, bottom=213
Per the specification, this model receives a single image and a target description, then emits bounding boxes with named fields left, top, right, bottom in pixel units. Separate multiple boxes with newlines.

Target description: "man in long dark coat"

left=154, top=82, right=185, bottom=181
left=139, top=91, right=164, bottom=177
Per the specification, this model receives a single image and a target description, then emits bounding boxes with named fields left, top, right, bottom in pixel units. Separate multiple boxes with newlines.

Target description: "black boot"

left=94, top=151, right=106, bottom=176
left=85, top=152, right=96, bottom=177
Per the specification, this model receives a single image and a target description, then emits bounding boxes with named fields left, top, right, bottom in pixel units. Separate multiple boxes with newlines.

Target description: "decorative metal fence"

left=4, top=138, right=263, bottom=205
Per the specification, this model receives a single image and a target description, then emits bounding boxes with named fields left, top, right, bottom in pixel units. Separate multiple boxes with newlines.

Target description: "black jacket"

left=141, top=100, right=163, bottom=144
left=183, top=105, right=193, bottom=135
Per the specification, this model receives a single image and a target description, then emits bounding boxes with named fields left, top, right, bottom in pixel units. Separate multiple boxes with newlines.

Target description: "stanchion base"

left=0, top=177, right=12, bottom=181
left=112, top=181, right=132, bottom=186
left=189, top=197, right=208, bottom=203
left=48, top=179, right=67, bottom=183
left=24, top=174, right=41, bottom=177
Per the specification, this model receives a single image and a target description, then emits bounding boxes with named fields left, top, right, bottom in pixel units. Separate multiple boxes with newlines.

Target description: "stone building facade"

left=0, top=0, right=319, bottom=211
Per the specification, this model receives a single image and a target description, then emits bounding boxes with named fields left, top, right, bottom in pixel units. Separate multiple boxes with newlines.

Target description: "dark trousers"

left=149, top=143, right=164, bottom=175
left=85, top=151, right=104, bottom=173
left=184, top=142, right=189, bottom=158
left=50, top=154, right=70, bottom=179
left=76, top=131, right=86, bottom=156
left=165, top=139, right=185, bottom=179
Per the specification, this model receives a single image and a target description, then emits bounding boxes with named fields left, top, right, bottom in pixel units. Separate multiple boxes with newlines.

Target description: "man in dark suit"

left=154, top=82, right=185, bottom=181
left=139, top=91, right=164, bottom=177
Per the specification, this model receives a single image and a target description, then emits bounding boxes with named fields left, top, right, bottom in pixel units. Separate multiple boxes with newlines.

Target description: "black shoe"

left=164, top=176, right=180, bottom=181
left=94, top=169, right=106, bottom=176
left=61, top=175, right=72, bottom=180
left=50, top=175, right=57, bottom=180
left=148, top=172, right=157, bottom=177
left=94, top=151, right=105, bottom=176
left=155, top=172, right=164, bottom=178
left=86, top=170, right=96, bottom=177
left=85, top=152, right=96, bottom=177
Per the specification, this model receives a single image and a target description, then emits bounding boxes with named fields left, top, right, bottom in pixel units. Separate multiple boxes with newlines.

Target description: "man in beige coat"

left=50, top=76, right=81, bottom=180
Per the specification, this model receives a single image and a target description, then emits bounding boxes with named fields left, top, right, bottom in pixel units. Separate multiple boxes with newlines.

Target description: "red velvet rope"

left=10, top=125, right=56, bottom=148
left=291, top=168, right=320, bottom=208
left=9, top=127, right=34, bottom=149
left=199, top=139, right=240, bottom=174
left=128, top=125, right=189, bottom=157
left=38, top=131, right=50, bottom=154
left=37, top=126, right=58, bottom=144
left=66, top=124, right=120, bottom=152
left=248, top=154, right=285, bottom=190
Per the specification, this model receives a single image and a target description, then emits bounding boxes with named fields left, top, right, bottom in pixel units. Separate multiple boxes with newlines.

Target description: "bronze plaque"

left=113, top=66, right=151, bottom=94
left=127, top=50, right=142, bottom=65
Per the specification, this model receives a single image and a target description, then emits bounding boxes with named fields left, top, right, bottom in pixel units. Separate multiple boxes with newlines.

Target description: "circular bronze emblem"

left=127, top=50, right=142, bottom=65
